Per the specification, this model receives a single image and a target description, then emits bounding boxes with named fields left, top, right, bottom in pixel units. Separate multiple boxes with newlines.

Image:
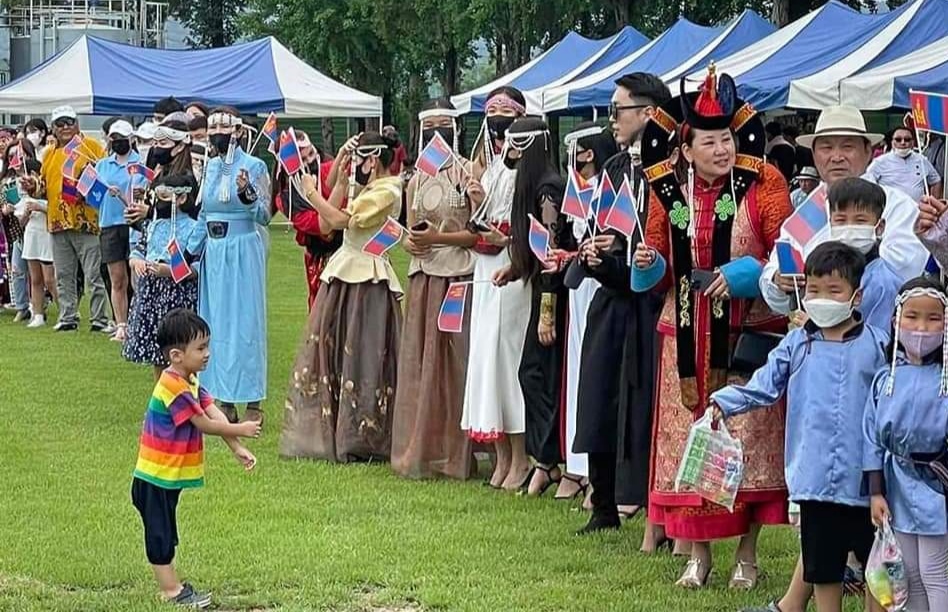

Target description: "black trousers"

left=588, top=452, right=619, bottom=518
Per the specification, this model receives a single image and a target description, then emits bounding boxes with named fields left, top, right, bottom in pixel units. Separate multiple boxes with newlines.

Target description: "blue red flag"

left=127, top=163, right=157, bottom=183
left=528, top=213, right=551, bottom=267
left=437, top=282, right=469, bottom=333
left=77, top=165, right=98, bottom=197
left=62, top=152, right=79, bottom=180
left=261, top=112, right=279, bottom=150
left=604, top=176, right=637, bottom=236
left=61, top=177, right=79, bottom=205
left=562, top=168, right=595, bottom=222
left=592, top=171, right=616, bottom=232
left=63, top=135, right=82, bottom=156
left=362, top=217, right=405, bottom=257
left=167, top=238, right=192, bottom=284
left=8, top=146, right=23, bottom=171
left=416, top=132, right=454, bottom=177
left=782, top=184, right=828, bottom=248
left=775, top=240, right=805, bottom=277
left=278, top=128, right=303, bottom=175
left=911, top=90, right=948, bottom=135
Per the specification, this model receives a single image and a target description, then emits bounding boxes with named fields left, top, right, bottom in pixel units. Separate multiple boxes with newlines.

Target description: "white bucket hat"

left=794, top=166, right=820, bottom=181
left=797, top=105, right=884, bottom=149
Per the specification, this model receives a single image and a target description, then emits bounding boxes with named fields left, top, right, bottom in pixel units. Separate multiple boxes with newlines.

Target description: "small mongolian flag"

left=8, top=146, right=23, bottom=171
left=362, top=216, right=405, bottom=257
left=62, top=152, right=79, bottom=180
left=561, top=168, right=595, bottom=222
left=167, top=237, right=193, bottom=284
left=592, top=171, right=616, bottom=232
left=127, top=162, right=157, bottom=183
left=77, top=165, right=98, bottom=197
left=61, top=176, right=79, bottom=205
left=261, top=112, right=279, bottom=151
left=910, top=90, right=948, bottom=135
left=416, top=132, right=454, bottom=177
left=775, top=240, right=805, bottom=277
left=604, top=175, right=638, bottom=236
left=528, top=213, right=551, bottom=267
left=63, top=135, right=83, bottom=156
left=782, top=184, right=828, bottom=249
left=437, top=282, right=469, bottom=333
left=278, top=128, right=303, bottom=175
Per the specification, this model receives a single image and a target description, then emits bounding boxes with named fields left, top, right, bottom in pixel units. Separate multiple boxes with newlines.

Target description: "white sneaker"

left=27, top=315, right=46, bottom=328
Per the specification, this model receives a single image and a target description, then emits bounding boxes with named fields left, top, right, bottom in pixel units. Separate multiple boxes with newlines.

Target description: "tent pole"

left=592, top=107, right=598, bottom=122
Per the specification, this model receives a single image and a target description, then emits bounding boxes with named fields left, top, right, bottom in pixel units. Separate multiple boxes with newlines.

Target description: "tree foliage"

left=167, top=0, right=242, bottom=48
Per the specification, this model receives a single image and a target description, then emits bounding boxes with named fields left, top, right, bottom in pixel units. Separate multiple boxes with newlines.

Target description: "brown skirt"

left=391, top=273, right=473, bottom=479
left=280, top=279, right=402, bottom=463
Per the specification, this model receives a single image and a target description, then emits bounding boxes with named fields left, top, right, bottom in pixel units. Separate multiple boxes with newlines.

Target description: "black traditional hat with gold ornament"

left=639, top=63, right=766, bottom=408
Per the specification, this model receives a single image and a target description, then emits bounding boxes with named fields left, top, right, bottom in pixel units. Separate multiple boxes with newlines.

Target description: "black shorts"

left=100, top=225, right=130, bottom=264
left=131, top=478, right=182, bottom=565
left=799, top=500, right=874, bottom=584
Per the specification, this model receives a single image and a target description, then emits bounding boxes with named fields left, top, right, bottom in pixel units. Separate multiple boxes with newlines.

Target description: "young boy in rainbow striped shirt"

left=131, top=309, right=261, bottom=608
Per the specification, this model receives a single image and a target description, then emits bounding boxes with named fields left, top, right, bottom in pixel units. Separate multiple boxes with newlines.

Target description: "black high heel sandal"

left=524, top=464, right=561, bottom=497
left=555, top=474, right=588, bottom=501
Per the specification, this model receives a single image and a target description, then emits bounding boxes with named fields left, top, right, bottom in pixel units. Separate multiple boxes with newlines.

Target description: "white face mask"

left=830, top=224, right=879, bottom=254
left=894, top=147, right=913, bottom=158
left=803, top=296, right=855, bottom=329
left=26, top=132, right=42, bottom=147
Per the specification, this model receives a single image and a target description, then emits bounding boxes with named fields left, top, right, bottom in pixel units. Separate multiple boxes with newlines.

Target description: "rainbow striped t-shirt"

left=133, top=370, right=212, bottom=489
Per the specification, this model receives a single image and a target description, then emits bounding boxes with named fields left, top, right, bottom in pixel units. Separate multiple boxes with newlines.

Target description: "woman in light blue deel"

left=186, top=107, right=270, bottom=424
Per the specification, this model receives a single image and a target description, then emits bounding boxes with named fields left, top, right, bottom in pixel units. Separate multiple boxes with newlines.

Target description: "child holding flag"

left=863, top=277, right=948, bottom=611
left=711, top=242, right=888, bottom=612
left=124, top=175, right=200, bottom=381
left=281, top=131, right=403, bottom=463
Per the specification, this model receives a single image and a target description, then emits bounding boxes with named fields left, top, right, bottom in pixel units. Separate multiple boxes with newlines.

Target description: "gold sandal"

left=729, top=560, right=758, bottom=590
left=675, top=558, right=712, bottom=588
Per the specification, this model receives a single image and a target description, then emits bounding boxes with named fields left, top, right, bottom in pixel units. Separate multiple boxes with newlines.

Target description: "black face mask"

left=574, top=155, right=592, bottom=173
left=151, top=146, right=174, bottom=166
left=487, top=115, right=516, bottom=142
left=111, top=139, right=131, bottom=156
left=355, top=161, right=373, bottom=186
left=503, top=155, right=519, bottom=170
left=209, top=134, right=231, bottom=156
left=422, top=127, right=455, bottom=148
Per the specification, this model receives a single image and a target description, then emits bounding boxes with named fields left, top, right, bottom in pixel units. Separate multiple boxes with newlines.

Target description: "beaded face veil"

left=886, top=286, right=948, bottom=397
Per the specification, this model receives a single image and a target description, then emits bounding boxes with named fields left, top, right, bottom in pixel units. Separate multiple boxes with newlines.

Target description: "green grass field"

left=0, top=229, right=863, bottom=611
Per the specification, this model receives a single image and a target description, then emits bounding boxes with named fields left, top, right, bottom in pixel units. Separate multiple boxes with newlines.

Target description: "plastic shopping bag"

left=866, top=517, right=909, bottom=611
left=674, top=410, right=744, bottom=512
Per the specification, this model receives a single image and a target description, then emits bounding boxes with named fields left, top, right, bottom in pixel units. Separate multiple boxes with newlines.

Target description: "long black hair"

left=573, top=121, right=619, bottom=175
left=508, top=116, right=555, bottom=283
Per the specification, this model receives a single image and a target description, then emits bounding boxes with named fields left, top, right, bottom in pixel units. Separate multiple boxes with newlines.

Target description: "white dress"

left=564, top=205, right=600, bottom=476
left=460, top=159, right=531, bottom=440
left=18, top=197, right=52, bottom=262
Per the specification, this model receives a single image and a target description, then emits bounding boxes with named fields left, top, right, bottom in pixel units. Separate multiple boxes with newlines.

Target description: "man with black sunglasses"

left=609, top=72, right=669, bottom=152
left=24, top=105, right=108, bottom=332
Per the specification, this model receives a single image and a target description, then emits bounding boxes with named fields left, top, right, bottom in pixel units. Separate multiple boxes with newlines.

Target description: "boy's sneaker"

left=741, top=603, right=782, bottom=612
left=171, top=583, right=211, bottom=609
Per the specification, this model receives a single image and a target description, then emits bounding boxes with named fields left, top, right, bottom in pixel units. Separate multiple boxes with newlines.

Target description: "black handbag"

left=729, top=331, right=784, bottom=375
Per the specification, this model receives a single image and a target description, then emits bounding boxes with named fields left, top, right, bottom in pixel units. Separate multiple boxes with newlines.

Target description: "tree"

left=167, top=0, right=242, bottom=47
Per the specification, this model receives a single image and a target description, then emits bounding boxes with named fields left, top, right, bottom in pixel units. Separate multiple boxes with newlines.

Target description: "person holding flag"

left=185, top=107, right=270, bottom=425
left=280, top=131, right=403, bottom=464
left=556, top=121, right=617, bottom=503
left=271, top=129, right=342, bottom=310
left=391, top=98, right=478, bottom=481
left=25, top=105, right=108, bottom=333
left=631, top=66, right=793, bottom=589
left=487, top=116, right=575, bottom=496
left=123, top=175, right=200, bottom=380
left=460, top=86, right=531, bottom=491
left=92, top=119, right=141, bottom=343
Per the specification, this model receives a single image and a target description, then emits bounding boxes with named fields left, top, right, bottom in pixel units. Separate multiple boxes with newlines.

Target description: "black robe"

left=571, top=152, right=661, bottom=505
left=520, top=172, right=573, bottom=466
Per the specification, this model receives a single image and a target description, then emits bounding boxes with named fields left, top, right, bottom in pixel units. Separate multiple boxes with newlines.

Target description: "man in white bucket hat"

left=762, top=106, right=927, bottom=308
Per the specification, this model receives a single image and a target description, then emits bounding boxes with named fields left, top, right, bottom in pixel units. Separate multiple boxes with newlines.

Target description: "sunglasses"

left=609, top=103, right=649, bottom=119
left=892, top=137, right=914, bottom=143
left=53, top=118, right=76, bottom=128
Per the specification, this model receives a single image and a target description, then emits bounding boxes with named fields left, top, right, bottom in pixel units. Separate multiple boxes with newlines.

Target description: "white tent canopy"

left=0, top=35, right=382, bottom=117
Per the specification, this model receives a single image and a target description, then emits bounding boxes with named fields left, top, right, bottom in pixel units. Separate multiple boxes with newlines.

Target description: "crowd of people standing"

left=5, top=67, right=948, bottom=612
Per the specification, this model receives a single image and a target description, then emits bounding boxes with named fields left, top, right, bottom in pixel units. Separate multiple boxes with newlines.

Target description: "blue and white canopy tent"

left=0, top=35, right=382, bottom=117
left=541, top=11, right=773, bottom=114
left=681, top=0, right=948, bottom=112
left=837, top=36, right=948, bottom=109
left=451, top=29, right=649, bottom=115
